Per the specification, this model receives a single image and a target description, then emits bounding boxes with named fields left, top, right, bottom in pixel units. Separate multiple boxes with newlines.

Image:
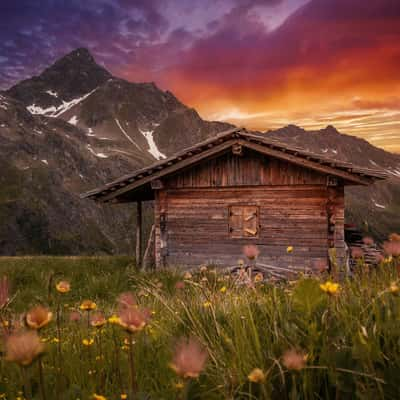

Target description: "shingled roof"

left=81, top=128, right=388, bottom=203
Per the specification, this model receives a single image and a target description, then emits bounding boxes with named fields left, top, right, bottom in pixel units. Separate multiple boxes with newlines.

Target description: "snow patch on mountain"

left=27, top=88, right=97, bottom=117
left=0, top=95, right=8, bottom=110
left=87, top=128, right=96, bottom=137
left=115, top=119, right=141, bottom=150
left=87, top=144, right=108, bottom=158
left=46, top=90, right=58, bottom=98
left=139, top=128, right=166, bottom=160
left=374, top=201, right=386, bottom=209
left=68, top=115, right=78, bottom=125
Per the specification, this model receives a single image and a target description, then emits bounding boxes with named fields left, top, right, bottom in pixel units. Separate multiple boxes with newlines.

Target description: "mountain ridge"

left=1, top=48, right=399, bottom=254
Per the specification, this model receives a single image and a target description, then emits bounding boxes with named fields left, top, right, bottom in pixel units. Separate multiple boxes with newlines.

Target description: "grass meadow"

left=0, top=256, right=399, bottom=400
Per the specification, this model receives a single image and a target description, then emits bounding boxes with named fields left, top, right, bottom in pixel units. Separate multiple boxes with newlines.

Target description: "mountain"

left=265, top=125, right=400, bottom=240
left=1, top=48, right=399, bottom=254
left=0, top=49, right=231, bottom=255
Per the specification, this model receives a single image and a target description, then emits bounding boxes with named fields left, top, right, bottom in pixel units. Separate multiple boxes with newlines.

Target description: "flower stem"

left=127, top=333, right=137, bottom=397
left=21, top=365, right=32, bottom=400
left=38, top=357, right=47, bottom=400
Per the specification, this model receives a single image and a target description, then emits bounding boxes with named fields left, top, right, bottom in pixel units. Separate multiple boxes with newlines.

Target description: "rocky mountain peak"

left=6, top=48, right=111, bottom=110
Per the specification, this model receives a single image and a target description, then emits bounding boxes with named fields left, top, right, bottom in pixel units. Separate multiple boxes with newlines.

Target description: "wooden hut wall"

left=154, top=150, right=346, bottom=270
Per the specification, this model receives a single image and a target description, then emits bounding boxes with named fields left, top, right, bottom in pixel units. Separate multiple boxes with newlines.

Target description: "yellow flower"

left=219, top=286, right=227, bottom=293
left=26, top=306, right=53, bottom=330
left=254, top=273, right=263, bottom=283
left=108, top=315, right=121, bottom=324
left=92, top=394, right=106, bottom=400
left=82, top=338, right=95, bottom=346
left=79, top=300, right=97, bottom=311
left=248, top=368, right=266, bottom=383
left=320, top=281, right=340, bottom=295
left=120, top=395, right=128, bottom=400
left=0, top=393, right=6, bottom=399
left=287, top=246, right=294, bottom=254
left=203, top=301, right=212, bottom=308
left=175, top=382, right=185, bottom=390
left=52, top=338, right=59, bottom=343
left=389, top=282, right=399, bottom=294
left=55, top=281, right=70, bottom=293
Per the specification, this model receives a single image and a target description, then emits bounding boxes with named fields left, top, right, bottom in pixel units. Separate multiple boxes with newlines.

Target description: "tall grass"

left=0, top=257, right=399, bottom=399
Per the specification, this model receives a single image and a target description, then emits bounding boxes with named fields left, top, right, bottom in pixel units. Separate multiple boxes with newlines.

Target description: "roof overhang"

left=81, top=128, right=388, bottom=203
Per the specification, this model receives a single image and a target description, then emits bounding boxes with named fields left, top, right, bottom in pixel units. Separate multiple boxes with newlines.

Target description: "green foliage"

left=0, top=258, right=399, bottom=399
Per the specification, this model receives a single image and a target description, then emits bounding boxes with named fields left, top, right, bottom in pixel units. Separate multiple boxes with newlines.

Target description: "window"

left=228, top=205, right=259, bottom=238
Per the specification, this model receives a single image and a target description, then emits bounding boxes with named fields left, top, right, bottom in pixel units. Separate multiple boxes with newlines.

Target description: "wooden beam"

left=142, top=224, right=155, bottom=271
left=99, top=139, right=235, bottom=202
left=136, top=201, right=142, bottom=269
left=239, top=140, right=372, bottom=186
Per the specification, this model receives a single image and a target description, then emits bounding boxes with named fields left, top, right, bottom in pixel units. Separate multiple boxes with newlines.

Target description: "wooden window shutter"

left=229, top=206, right=259, bottom=238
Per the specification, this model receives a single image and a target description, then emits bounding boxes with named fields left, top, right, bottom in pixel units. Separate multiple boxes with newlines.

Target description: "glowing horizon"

left=1, top=0, right=399, bottom=152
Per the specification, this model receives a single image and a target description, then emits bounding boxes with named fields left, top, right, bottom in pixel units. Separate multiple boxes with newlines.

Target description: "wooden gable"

left=82, top=128, right=387, bottom=203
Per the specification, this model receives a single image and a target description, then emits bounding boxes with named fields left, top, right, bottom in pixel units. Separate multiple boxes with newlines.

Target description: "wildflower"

left=175, top=382, right=185, bottom=390
left=170, top=337, right=208, bottom=379
left=254, top=273, right=263, bottom=283
left=243, top=245, right=259, bottom=260
left=108, top=315, right=121, bottom=324
left=79, top=300, right=97, bottom=311
left=52, top=338, right=59, bottom=343
left=320, top=281, right=340, bottom=295
left=26, top=306, right=52, bottom=330
left=92, top=394, right=106, bottom=400
left=383, top=241, right=400, bottom=257
left=287, top=246, right=294, bottom=254
left=82, top=338, right=94, bottom=346
left=389, top=233, right=400, bottom=242
left=362, top=236, right=374, bottom=246
left=282, top=349, right=307, bottom=371
left=69, top=311, right=81, bottom=322
left=389, top=282, right=399, bottom=294
left=0, top=276, right=9, bottom=309
left=118, top=307, right=151, bottom=333
left=175, top=281, right=185, bottom=290
left=55, top=280, right=70, bottom=293
left=90, top=312, right=106, bottom=328
left=219, top=286, right=227, bottom=293
left=117, top=292, right=136, bottom=309
left=351, top=247, right=364, bottom=259
left=248, top=368, right=266, bottom=383
left=203, top=301, right=212, bottom=308
left=5, top=331, right=44, bottom=366
left=120, top=395, right=128, bottom=400
left=183, top=272, right=192, bottom=280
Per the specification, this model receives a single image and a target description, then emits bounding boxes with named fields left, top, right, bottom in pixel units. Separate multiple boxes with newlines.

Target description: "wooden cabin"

left=82, top=128, right=386, bottom=272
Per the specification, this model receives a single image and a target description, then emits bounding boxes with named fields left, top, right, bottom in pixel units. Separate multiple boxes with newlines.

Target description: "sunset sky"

left=1, top=0, right=399, bottom=152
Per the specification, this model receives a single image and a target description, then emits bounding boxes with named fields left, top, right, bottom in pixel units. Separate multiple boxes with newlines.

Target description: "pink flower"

left=243, top=245, right=260, bottom=260
left=5, top=331, right=44, bottom=366
left=175, top=281, right=185, bottom=290
left=170, top=337, right=208, bottom=378
left=117, top=292, right=137, bottom=310
left=69, top=311, right=81, bottom=322
left=383, top=241, right=400, bottom=257
left=351, top=247, right=364, bottom=259
left=362, top=236, right=374, bottom=246
left=118, top=307, right=151, bottom=333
